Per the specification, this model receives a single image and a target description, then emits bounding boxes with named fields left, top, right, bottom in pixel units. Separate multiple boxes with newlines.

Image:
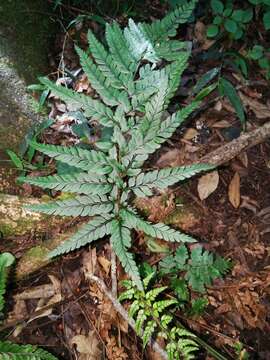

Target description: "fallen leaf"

left=197, top=171, right=219, bottom=200
left=71, top=332, right=102, bottom=360
left=98, top=256, right=111, bottom=275
left=183, top=128, right=199, bottom=140
left=228, top=172, right=241, bottom=208
left=239, top=92, right=270, bottom=119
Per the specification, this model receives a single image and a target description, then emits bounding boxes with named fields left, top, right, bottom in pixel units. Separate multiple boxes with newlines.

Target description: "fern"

left=159, top=245, right=231, bottom=293
left=0, top=342, right=58, bottom=360
left=21, top=3, right=217, bottom=290
left=119, top=273, right=200, bottom=360
left=0, top=253, right=15, bottom=314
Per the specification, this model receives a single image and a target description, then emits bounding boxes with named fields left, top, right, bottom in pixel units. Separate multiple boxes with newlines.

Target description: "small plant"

left=159, top=244, right=231, bottom=293
left=119, top=272, right=200, bottom=359
left=248, top=45, right=270, bottom=79
left=19, top=1, right=217, bottom=290
left=6, top=119, right=53, bottom=174
left=0, top=252, right=58, bottom=360
left=207, top=0, right=253, bottom=39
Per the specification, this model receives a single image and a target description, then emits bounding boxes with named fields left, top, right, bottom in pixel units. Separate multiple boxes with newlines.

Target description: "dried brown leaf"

left=71, top=332, right=102, bottom=360
left=228, top=172, right=241, bottom=208
left=197, top=171, right=219, bottom=200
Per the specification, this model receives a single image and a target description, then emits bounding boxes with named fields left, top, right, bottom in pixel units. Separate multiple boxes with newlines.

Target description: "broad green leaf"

left=219, top=78, right=245, bottom=127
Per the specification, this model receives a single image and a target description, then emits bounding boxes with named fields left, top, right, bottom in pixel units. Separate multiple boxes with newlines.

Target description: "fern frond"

left=87, top=30, right=128, bottom=90
left=129, top=164, right=214, bottom=197
left=124, top=19, right=159, bottom=64
left=49, top=215, right=113, bottom=257
left=153, top=299, right=178, bottom=315
left=121, top=208, right=196, bottom=243
left=0, top=253, right=15, bottom=313
left=142, top=320, right=157, bottom=348
left=156, top=41, right=191, bottom=61
left=39, top=77, right=114, bottom=126
left=105, top=22, right=137, bottom=75
left=110, top=220, right=143, bottom=290
left=141, top=0, right=198, bottom=43
left=146, top=286, right=168, bottom=301
left=29, top=141, right=112, bottom=174
left=26, top=195, right=113, bottom=217
left=75, top=46, right=130, bottom=111
left=19, top=173, right=112, bottom=196
left=123, top=100, right=201, bottom=166
left=0, top=341, right=58, bottom=360
left=165, top=53, right=190, bottom=103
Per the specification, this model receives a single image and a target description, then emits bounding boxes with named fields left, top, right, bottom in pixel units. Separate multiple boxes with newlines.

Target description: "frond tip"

left=0, top=341, right=58, bottom=360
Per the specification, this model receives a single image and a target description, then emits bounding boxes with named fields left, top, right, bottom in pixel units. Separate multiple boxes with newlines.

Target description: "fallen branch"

left=87, top=274, right=168, bottom=360
left=198, top=121, right=270, bottom=166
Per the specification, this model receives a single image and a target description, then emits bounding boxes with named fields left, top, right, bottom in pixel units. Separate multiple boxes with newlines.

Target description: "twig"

left=110, top=242, right=117, bottom=297
left=197, top=121, right=270, bottom=166
left=87, top=274, right=168, bottom=360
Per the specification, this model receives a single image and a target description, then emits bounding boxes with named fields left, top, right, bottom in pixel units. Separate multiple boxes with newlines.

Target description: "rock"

left=0, top=0, right=57, bottom=192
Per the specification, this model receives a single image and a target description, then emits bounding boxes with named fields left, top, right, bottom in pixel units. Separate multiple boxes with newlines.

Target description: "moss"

left=165, top=205, right=200, bottom=231
left=16, top=245, right=50, bottom=280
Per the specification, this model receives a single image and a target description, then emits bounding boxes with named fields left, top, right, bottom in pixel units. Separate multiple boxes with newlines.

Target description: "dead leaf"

left=212, top=120, right=231, bottom=128
left=183, top=128, right=199, bottom=140
left=194, top=21, right=206, bottom=43
left=15, top=284, right=55, bottom=300
left=71, top=332, right=102, bottom=360
left=197, top=171, right=219, bottom=200
left=228, top=172, right=241, bottom=208
left=98, top=256, right=111, bottom=275
left=239, top=92, right=270, bottom=119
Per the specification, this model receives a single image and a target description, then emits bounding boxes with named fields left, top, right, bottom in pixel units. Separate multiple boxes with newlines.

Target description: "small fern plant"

left=119, top=272, right=199, bottom=360
left=20, top=0, right=216, bottom=290
left=0, top=252, right=58, bottom=360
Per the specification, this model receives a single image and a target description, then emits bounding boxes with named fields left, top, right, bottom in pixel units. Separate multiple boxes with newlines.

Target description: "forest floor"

left=2, top=2, right=270, bottom=359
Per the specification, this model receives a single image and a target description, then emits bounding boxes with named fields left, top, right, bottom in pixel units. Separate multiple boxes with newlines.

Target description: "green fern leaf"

left=39, top=77, right=114, bottom=126
left=110, top=220, right=143, bottom=290
left=153, top=299, right=178, bottom=315
left=49, top=215, right=113, bottom=257
left=0, top=341, right=58, bottom=360
left=165, top=53, right=190, bottom=103
left=145, top=286, right=168, bottom=301
left=0, top=253, right=15, bottom=313
left=26, top=195, right=113, bottom=217
left=87, top=30, right=128, bottom=90
left=142, top=320, right=157, bottom=348
left=129, top=164, right=214, bottom=197
left=155, top=41, right=191, bottom=61
left=185, top=246, right=228, bottom=293
left=123, top=100, right=201, bottom=166
left=105, top=22, right=137, bottom=75
left=29, top=141, right=112, bottom=174
left=124, top=19, right=159, bottom=64
left=19, top=173, right=112, bottom=196
left=75, top=46, right=130, bottom=111
left=141, top=0, right=198, bottom=43
left=135, top=309, right=147, bottom=334
left=128, top=299, right=140, bottom=318
left=122, top=209, right=196, bottom=243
